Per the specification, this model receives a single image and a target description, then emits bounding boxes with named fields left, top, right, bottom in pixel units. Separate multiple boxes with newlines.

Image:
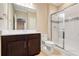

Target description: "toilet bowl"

left=45, top=40, right=55, bottom=47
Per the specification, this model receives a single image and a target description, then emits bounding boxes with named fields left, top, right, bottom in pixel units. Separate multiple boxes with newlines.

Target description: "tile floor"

left=37, top=48, right=63, bottom=56
left=37, top=46, right=76, bottom=56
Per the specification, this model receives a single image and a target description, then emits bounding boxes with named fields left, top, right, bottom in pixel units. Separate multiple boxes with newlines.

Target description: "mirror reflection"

left=10, top=3, right=37, bottom=30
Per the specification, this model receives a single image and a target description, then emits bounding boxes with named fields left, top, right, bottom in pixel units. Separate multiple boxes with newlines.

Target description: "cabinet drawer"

left=28, top=34, right=40, bottom=39
left=1, top=35, right=25, bottom=42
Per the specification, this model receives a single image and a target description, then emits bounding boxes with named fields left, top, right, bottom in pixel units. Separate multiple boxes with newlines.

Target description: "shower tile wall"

left=64, top=4, right=79, bottom=55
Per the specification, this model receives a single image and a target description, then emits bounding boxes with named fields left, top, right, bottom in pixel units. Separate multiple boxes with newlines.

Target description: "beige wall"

left=34, top=3, right=49, bottom=34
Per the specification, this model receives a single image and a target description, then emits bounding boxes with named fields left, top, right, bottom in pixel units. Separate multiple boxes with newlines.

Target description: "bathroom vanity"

left=0, top=30, right=41, bottom=56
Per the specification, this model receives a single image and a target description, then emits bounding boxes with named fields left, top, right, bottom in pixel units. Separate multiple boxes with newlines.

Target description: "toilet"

left=41, top=33, right=55, bottom=55
left=45, top=40, right=55, bottom=48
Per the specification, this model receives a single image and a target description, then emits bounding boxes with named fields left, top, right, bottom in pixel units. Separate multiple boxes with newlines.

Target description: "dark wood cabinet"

left=27, top=34, right=40, bottom=56
left=1, top=33, right=41, bottom=56
left=7, top=40, right=27, bottom=56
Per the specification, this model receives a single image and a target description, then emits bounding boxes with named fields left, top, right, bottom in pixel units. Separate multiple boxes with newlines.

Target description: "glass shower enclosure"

left=51, top=4, right=79, bottom=55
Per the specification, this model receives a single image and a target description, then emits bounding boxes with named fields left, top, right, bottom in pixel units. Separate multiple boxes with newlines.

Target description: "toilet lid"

left=45, top=41, right=54, bottom=44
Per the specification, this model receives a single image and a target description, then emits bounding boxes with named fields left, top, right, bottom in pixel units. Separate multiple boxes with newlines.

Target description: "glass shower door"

left=58, top=13, right=65, bottom=48
left=51, top=14, right=59, bottom=46
left=51, top=13, right=65, bottom=49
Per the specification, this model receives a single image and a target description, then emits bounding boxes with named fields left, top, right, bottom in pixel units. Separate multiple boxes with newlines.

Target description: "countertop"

left=1, top=30, right=40, bottom=36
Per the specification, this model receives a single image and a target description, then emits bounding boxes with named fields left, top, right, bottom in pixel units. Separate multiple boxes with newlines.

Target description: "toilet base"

left=41, top=40, right=55, bottom=55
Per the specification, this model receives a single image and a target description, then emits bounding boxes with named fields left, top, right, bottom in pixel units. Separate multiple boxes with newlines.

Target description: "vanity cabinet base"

left=1, top=33, right=41, bottom=56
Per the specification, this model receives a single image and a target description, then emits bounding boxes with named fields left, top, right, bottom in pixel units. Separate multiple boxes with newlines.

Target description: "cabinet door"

left=28, top=34, right=41, bottom=56
left=7, top=40, right=26, bottom=56
left=1, top=35, right=27, bottom=56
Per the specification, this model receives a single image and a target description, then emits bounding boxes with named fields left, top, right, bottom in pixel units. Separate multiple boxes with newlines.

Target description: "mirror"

left=9, top=3, right=37, bottom=30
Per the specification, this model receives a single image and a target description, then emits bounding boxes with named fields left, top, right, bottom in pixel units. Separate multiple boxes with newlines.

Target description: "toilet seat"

left=45, top=41, right=54, bottom=44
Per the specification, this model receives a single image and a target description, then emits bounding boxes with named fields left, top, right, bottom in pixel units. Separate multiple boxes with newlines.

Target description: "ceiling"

left=13, top=3, right=36, bottom=13
left=51, top=3, right=64, bottom=7
left=13, top=3, right=64, bottom=13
